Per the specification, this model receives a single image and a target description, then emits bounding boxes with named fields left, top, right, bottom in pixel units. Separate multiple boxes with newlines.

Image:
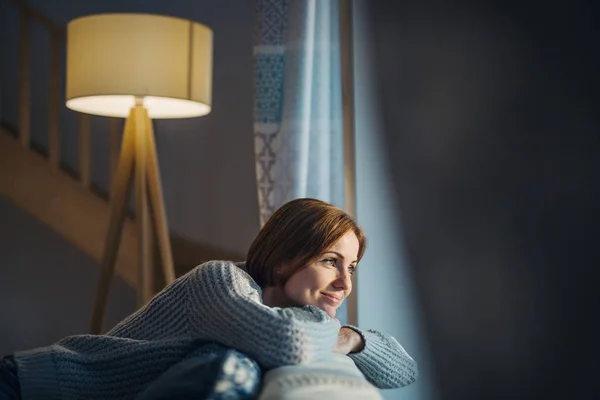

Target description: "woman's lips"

left=321, top=293, right=341, bottom=304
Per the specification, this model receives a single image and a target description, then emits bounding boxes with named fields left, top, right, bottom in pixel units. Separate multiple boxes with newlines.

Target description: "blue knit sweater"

left=14, top=261, right=417, bottom=399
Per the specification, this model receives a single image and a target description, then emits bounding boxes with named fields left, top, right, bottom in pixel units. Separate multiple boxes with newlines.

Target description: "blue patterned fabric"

left=254, top=0, right=345, bottom=226
left=135, top=343, right=261, bottom=400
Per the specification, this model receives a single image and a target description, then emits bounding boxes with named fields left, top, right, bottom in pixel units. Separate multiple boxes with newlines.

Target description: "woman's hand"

left=334, top=327, right=365, bottom=354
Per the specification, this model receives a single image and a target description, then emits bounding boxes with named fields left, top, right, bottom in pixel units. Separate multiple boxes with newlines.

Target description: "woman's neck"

left=262, top=285, right=296, bottom=308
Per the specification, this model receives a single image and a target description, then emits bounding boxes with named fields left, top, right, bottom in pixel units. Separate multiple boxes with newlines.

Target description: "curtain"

left=254, top=0, right=344, bottom=226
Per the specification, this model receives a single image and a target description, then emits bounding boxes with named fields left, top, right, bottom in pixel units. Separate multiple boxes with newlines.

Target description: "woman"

left=246, top=198, right=417, bottom=399
left=1, top=198, right=417, bottom=399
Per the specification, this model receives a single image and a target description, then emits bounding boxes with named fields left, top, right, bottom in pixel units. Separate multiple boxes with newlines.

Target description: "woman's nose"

left=334, top=267, right=352, bottom=290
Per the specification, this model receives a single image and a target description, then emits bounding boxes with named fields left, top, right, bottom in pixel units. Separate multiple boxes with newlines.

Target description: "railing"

left=1, top=0, right=245, bottom=285
left=3, top=0, right=120, bottom=192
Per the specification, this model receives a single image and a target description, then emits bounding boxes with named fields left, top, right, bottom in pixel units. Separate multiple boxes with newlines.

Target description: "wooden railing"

left=4, top=0, right=120, bottom=191
left=1, top=0, right=245, bottom=288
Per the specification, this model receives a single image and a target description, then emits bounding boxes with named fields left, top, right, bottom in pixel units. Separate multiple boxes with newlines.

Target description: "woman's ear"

left=275, top=265, right=283, bottom=282
left=274, top=260, right=303, bottom=287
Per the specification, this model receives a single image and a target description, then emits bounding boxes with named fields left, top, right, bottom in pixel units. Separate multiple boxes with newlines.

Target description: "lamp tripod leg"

left=90, top=105, right=176, bottom=333
left=144, top=111, right=176, bottom=285
left=90, top=109, right=136, bottom=334
left=134, top=105, right=153, bottom=306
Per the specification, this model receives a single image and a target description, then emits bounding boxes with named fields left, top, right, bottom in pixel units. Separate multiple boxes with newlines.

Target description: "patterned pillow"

left=136, top=343, right=262, bottom=400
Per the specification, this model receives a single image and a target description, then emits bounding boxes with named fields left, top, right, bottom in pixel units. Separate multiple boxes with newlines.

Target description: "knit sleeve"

left=344, top=325, right=418, bottom=389
left=184, top=260, right=340, bottom=369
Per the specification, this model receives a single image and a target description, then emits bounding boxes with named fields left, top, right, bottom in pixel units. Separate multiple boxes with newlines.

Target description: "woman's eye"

left=348, top=266, right=357, bottom=275
left=322, top=258, right=336, bottom=266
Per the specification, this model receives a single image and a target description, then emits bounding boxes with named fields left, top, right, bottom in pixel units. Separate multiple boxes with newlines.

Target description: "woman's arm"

left=342, top=325, right=418, bottom=389
left=184, top=261, right=340, bottom=369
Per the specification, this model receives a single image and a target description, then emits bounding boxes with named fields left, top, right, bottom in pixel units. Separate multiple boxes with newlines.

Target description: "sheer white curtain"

left=254, top=0, right=344, bottom=226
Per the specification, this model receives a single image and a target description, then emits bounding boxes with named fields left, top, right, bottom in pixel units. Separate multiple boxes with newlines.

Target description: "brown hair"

left=246, top=198, right=367, bottom=287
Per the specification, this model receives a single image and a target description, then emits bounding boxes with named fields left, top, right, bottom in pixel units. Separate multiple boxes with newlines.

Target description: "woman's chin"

left=316, top=303, right=336, bottom=318
left=302, top=300, right=337, bottom=319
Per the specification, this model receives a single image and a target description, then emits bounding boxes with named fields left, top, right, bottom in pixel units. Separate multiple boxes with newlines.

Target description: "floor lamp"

left=65, top=13, right=213, bottom=334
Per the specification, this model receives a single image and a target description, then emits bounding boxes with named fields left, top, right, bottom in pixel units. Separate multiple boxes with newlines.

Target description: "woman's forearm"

left=344, top=325, right=418, bottom=389
left=185, top=261, right=339, bottom=369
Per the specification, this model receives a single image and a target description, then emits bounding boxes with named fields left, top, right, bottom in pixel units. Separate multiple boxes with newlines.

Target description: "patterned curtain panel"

left=254, top=0, right=344, bottom=226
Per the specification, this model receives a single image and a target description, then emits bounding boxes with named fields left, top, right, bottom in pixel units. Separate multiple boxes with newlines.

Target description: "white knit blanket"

left=259, top=353, right=383, bottom=400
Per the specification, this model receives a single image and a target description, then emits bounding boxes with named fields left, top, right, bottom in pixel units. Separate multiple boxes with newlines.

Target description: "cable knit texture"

left=14, top=260, right=416, bottom=399
left=345, top=326, right=418, bottom=388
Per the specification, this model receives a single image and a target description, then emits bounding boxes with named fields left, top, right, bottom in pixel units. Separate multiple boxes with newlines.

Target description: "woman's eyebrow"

left=323, top=251, right=358, bottom=264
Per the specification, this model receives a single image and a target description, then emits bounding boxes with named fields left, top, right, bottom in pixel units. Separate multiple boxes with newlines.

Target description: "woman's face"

left=282, top=231, right=360, bottom=318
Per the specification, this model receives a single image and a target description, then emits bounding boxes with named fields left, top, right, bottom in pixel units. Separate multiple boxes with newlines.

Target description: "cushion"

left=136, top=343, right=261, bottom=400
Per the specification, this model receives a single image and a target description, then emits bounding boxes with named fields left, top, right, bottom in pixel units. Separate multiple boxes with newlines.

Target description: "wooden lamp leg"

left=134, top=105, right=153, bottom=306
left=144, top=111, right=176, bottom=286
left=90, top=108, right=136, bottom=334
left=90, top=104, right=177, bottom=334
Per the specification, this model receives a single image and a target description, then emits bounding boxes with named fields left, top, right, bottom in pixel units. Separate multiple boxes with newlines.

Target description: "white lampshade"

left=66, top=13, right=213, bottom=119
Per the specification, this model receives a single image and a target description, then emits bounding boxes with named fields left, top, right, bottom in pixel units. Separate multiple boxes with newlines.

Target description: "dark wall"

left=367, top=1, right=599, bottom=399
left=0, top=196, right=135, bottom=355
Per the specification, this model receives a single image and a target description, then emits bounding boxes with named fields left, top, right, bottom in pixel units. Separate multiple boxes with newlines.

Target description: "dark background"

left=367, top=0, right=599, bottom=398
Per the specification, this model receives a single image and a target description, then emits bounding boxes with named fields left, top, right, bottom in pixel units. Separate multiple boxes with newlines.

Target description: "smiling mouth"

left=321, top=293, right=341, bottom=303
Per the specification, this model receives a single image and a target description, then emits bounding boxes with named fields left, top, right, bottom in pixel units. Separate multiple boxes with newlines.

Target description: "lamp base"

left=91, top=104, right=175, bottom=334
